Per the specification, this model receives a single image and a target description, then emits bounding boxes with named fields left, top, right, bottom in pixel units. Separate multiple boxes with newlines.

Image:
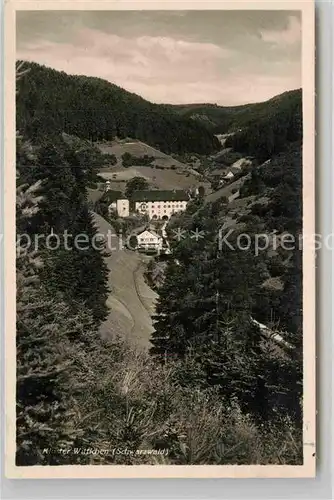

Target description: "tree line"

left=16, top=61, right=220, bottom=155
left=170, top=89, right=302, bottom=139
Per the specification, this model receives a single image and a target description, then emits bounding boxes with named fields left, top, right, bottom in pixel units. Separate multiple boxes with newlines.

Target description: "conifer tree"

left=16, top=179, right=94, bottom=464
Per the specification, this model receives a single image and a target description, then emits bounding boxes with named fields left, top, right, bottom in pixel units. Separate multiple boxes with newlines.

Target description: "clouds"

left=16, top=11, right=301, bottom=105
left=260, top=15, right=301, bottom=46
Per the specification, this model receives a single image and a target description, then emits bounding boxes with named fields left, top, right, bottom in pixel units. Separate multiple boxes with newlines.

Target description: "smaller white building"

left=115, top=198, right=129, bottom=217
left=136, top=229, right=163, bottom=252
left=107, top=191, right=130, bottom=217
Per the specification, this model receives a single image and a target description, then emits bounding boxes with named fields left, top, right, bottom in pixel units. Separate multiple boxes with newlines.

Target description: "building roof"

left=131, top=190, right=189, bottom=202
left=137, top=229, right=161, bottom=239
left=210, top=167, right=240, bottom=177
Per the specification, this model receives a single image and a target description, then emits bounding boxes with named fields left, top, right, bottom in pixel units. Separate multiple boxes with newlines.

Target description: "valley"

left=92, top=212, right=157, bottom=349
left=16, top=58, right=304, bottom=466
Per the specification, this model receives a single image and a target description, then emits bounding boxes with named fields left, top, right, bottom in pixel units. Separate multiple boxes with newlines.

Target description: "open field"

left=97, top=140, right=189, bottom=170
left=98, top=165, right=209, bottom=191
left=95, top=139, right=213, bottom=192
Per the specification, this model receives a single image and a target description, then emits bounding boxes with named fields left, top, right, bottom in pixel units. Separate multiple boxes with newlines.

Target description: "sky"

left=16, top=10, right=301, bottom=106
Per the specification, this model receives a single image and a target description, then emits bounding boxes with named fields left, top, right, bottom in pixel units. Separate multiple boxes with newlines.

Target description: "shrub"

left=71, top=340, right=303, bottom=465
left=268, top=257, right=286, bottom=277
left=251, top=203, right=268, bottom=217
left=128, top=234, right=138, bottom=250
left=238, top=214, right=257, bottom=223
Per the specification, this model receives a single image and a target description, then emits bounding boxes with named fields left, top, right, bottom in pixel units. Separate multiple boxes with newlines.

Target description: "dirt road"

left=92, top=212, right=158, bottom=349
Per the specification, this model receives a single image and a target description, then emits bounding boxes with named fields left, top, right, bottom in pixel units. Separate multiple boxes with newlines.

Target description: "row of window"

left=139, top=237, right=157, bottom=242
left=150, top=207, right=184, bottom=214
left=138, top=202, right=186, bottom=209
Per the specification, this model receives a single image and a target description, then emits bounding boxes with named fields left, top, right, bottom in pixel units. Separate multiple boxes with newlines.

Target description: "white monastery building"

left=132, top=190, right=189, bottom=220
left=107, top=189, right=189, bottom=220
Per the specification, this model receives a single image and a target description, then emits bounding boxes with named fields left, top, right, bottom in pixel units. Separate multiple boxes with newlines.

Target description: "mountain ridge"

left=16, top=61, right=220, bottom=155
left=16, top=61, right=301, bottom=158
left=167, top=89, right=302, bottom=134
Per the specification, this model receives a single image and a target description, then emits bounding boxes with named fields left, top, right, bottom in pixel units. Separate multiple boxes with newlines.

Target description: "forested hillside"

left=16, top=133, right=109, bottom=322
left=16, top=131, right=109, bottom=464
left=169, top=102, right=253, bottom=132
left=224, top=91, right=302, bottom=161
left=16, top=61, right=220, bottom=155
left=151, top=141, right=303, bottom=425
left=170, top=89, right=302, bottom=141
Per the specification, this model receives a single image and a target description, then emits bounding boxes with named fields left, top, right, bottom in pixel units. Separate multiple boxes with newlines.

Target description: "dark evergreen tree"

left=16, top=133, right=109, bottom=323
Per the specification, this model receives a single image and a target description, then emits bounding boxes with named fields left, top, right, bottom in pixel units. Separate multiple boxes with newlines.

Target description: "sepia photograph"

left=5, top=1, right=315, bottom=478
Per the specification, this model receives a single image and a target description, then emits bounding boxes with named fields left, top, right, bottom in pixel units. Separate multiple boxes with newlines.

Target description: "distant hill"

left=169, top=102, right=252, bottom=132
left=224, top=90, right=302, bottom=161
left=16, top=61, right=220, bottom=155
left=169, top=89, right=302, bottom=136
left=171, top=90, right=302, bottom=162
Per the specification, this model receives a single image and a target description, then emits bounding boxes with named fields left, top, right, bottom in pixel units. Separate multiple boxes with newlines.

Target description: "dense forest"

left=151, top=140, right=303, bottom=426
left=16, top=62, right=303, bottom=465
left=16, top=131, right=109, bottom=464
left=16, top=61, right=220, bottom=155
left=224, top=91, right=302, bottom=161
left=170, top=89, right=302, bottom=139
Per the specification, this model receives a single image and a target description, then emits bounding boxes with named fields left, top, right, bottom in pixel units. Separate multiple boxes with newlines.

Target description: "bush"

left=70, top=339, right=303, bottom=465
left=268, top=257, right=286, bottom=277
left=251, top=203, right=268, bottom=217
left=128, top=234, right=138, bottom=250
left=237, top=214, right=257, bottom=223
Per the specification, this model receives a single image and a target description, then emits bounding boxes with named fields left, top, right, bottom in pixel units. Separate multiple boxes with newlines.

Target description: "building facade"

left=106, top=189, right=189, bottom=220
left=136, top=229, right=163, bottom=252
left=132, top=190, right=189, bottom=220
left=115, top=198, right=130, bottom=217
left=107, top=191, right=130, bottom=218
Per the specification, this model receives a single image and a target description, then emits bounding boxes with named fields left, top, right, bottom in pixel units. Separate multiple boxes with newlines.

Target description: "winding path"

left=92, top=212, right=158, bottom=349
